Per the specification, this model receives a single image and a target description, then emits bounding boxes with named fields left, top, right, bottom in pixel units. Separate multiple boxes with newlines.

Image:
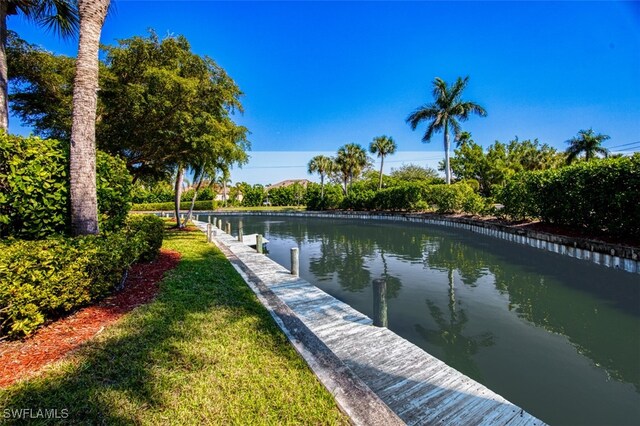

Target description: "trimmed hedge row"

left=496, top=155, right=640, bottom=237
left=0, top=133, right=132, bottom=239
left=0, top=215, right=164, bottom=338
left=132, top=200, right=218, bottom=211
left=305, top=182, right=487, bottom=214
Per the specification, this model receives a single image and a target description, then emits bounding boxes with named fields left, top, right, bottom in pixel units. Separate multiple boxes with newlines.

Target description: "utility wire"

left=606, top=140, right=640, bottom=149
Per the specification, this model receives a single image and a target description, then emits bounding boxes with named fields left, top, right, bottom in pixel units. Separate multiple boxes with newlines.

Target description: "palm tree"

left=0, top=0, right=79, bottom=131
left=307, top=155, right=334, bottom=199
left=69, top=0, right=109, bottom=235
left=369, top=135, right=397, bottom=190
left=335, top=143, right=369, bottom=196
left=406, top=76, right=486, bottom=184
left=565, top=129, right=610, bottom=164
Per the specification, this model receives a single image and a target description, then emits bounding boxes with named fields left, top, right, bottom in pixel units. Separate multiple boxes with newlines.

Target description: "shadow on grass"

left=0, top=230, right=319, bottom=425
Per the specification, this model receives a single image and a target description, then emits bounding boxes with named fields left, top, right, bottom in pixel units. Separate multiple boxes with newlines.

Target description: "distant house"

left=265, top=179, right=311, bottom=190
left=215, top=187, right=243, bottom=203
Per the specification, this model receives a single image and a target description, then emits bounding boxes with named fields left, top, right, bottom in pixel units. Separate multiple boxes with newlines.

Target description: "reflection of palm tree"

left=372, top=250, right=403, bottom=327
left=416, top=269, right=494, bottom=380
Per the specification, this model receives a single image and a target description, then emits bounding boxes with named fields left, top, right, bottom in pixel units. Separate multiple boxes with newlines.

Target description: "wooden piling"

left=238, top=227, right=243, bottom=242
left=291, top=247, right=299, bottom=276
left=256, top=234, right=263, bottom=254
left=373, top=278, right=388, bottom=327
left=207, top=223, right=212, bottom=242
left=226, top=222, right=231, bottom=234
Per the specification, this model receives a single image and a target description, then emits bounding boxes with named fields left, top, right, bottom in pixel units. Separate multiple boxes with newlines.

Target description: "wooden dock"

left=196, top=221, right=546, bottom=426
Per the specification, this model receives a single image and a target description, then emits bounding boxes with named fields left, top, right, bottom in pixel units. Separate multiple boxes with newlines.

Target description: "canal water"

left=211, top=215, right=640, bottom=426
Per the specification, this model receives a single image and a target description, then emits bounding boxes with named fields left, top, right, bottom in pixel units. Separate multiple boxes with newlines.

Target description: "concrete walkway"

left=195, top=221, right=546, bottom=426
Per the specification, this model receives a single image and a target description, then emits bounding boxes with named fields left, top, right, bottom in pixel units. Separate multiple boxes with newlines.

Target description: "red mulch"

left=0, top=249, right=181, bottom=388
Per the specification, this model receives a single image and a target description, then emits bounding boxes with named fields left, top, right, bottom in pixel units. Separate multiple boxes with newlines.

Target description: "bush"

left=372, top=182, right=427, bottom=211
left=305, top=183, right=344, bottom=210
left=0, top=133, right=133, bottom=239
left=132, top=200, right=217, bottom=211
left=97, top=151, right=133, bottom=231
left=0, top=215, right=165, bottom=338
left=496, top=155, right=640, bottom=237
left=342, top=188, right=375, bottom=210
left=425, top=183, right=479, bottom=214
left=126, top=214, right=164, bottom=261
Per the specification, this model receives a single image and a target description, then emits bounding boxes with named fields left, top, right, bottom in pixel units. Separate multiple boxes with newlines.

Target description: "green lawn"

left=0, top=224, right=347, bottom=425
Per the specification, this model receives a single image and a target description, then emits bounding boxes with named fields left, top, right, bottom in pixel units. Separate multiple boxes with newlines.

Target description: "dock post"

left=226, top=222, right=231, bottom=234
left=207, top=223, right=212, bottom=242
left=291, top=247, right=299, bottom=276
left=373, top=278, right=388, bottom=327
left=208, top=216, right=211, bottom=224
left=238, top=227, right=243, bottom=242
left=218, top=219, right=222, bottom=230
left=256, top=234, right=263, bottom=254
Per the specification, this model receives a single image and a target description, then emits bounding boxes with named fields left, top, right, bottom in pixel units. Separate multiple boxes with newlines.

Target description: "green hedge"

left=372, top=183, right=427, bottom=211
left=0, top=133, right=132, bottom=239
left=496, top=155, right=640, bottom=236
left=132, top=200, right=218, bottom=211
left=0, top=215, right=164, bottom=338
left=425, top=184, right=486, bottom=214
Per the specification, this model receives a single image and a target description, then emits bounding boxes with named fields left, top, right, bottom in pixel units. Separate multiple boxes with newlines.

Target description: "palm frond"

left=406, top=105, right=438, bottom=130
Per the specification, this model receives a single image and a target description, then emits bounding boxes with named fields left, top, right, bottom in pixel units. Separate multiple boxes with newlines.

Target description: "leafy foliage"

left=496, top=155, right=640, bottom=237
left=447, top=136, right=564, bottom=196
left=0, top=215, right=164, bottom=338
left=305, top=183, right=344, bottom=210
left=267, top=183, right=307, bottom=206
left=390, top=164, right=441, bottom=183
left=0, top=133, right=132, bottom=238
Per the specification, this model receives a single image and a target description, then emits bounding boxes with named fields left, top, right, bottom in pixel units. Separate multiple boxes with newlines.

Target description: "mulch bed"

left=0, top=248, right=181, bottom=388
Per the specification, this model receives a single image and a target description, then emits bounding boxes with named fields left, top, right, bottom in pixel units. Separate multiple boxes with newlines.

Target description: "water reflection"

left=222, top=215, right=640, bottom=424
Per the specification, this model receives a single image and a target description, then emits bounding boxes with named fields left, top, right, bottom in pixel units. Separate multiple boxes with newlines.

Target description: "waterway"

left=210, top=215, right=640, bottom=426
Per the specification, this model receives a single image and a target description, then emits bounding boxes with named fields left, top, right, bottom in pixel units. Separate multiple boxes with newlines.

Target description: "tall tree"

left=406, top=76, right=486, bottom=184
left=565, top=129, right=610, bottom=164
left=1, top=0, right=78, bottom=132
left=5, top=34, right=78, bottom=140
left=69, top=0, right=109, bottom=235
left=307, top=155, right=334, bottom=199
left=334, top=143, right=369, bottom=196
left=369, top=135, right=397, bottom=190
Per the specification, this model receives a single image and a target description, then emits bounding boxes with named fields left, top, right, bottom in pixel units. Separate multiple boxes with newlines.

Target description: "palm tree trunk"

left=444, top=125, right=451, bottom=184
left=174, top=166, right=184, bottom=228
left=70, top=0, right=109, bottom=235
left=0, top=3, right=9, bottom=132
left=222, top=179, right=227, bottom=207
left=378, top=155, right=385, bottom=190
left=320, top=174, right=325, bottom=200
left=185, top=172, right=204, bottom=226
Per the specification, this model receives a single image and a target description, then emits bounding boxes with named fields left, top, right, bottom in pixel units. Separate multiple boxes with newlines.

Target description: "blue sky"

left=7, top=1, right=640, bottom=184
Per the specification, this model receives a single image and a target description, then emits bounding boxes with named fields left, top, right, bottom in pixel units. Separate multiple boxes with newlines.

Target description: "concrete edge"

left=208, top=231, right=405, bottom=426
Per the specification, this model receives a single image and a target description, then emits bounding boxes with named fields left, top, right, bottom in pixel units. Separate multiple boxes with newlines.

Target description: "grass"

left=0, top=224, right=348, bottom=425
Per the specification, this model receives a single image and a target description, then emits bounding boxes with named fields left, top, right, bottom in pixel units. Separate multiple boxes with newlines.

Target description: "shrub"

left=0, top=215, right=165, bottom=338
left=0, top=133, right=133, bottom=239
left=126, top=214, right=164, bottom=261
left=132, top=200, right=217, bottom=211
left=342, top=188, right=375, bottom=210
left=496, top=155, right=640, bottom=237
left=97, top=151, right=132, bottom=231
left=372, top=182, right=427, bottom=211
left=425, top=183, right=478, bottom=214
left=305, top=183, right=344, bottom=210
